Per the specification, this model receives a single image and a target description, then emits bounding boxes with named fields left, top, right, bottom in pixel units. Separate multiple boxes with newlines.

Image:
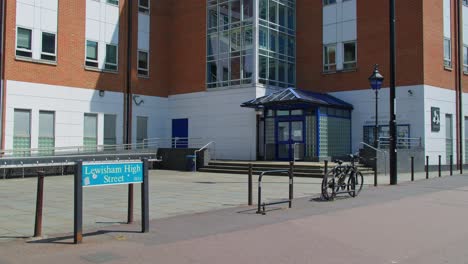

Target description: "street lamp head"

left=369, top=64, right=384, bottom=90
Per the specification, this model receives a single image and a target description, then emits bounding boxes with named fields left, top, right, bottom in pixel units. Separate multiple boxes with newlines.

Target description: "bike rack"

left=256, top=167, right=293, bottom=215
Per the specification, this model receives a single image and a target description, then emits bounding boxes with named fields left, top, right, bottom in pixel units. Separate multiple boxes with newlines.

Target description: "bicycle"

left=321, top=154, right=364, bottom=201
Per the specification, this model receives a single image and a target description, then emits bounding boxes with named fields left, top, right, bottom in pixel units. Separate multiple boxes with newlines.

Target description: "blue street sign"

left=82, top=161, right=143, bottom=187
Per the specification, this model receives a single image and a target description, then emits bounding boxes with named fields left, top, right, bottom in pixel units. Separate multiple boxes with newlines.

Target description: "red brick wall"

left=167, top=0, right=206, bottom=95
left=3, top=0, right=173, bottom=98
left=296, top=0, right=425, bottom=93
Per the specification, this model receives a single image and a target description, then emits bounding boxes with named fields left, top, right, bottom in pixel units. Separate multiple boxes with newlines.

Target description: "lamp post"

left=369, top=64, right=384, bottom=187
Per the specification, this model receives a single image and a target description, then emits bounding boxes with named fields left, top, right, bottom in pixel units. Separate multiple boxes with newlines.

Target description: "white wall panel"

left=41, top=8, right=57, bottom=32
left=138, top=13, right=150, bottom=51
left=323, top=24, right=337, bottom=44
left=132, top=95, right=170, bottom=144
left=86, top=1, right=101, bottom=20
left=342, top=0, right=356, bottom=21
left=168, top=87, right=258, bottom=160
left=16, top=3, right=35, bottom=28
left=86, top=19, right=100, bottom=40
left=40, top=0, right=58, bottom=11
left=5, top=81, right=124, bottom=150
left=341, top=21, right=356, bottom=42
left=323, top=5, right=336, bottom=26
left=443, top=0, right=451, bottom=39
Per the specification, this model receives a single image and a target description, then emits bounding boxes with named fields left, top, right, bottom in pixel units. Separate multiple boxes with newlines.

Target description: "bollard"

left=425, top=156, right=429, bottom=179
left=411, top=157, right=414, bottom=182
left=127, top=184, right=134, bottom=224
left=450, top=155, right=453, bottom=176
left=289, top=161, right=294, bottom=208
left=438, top=155, right=441, bottom=177
left=248, top=163, right=253, bottom=206
left=34, top=170, right=45, bottom=237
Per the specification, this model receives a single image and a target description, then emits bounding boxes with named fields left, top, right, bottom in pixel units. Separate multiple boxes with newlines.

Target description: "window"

left=138, top=50, right=149, bottom=76
left=104, top=114, right=117, bottom=150
left=136, top=116, right=148, bottom=148
left=139, top=0, right=149, bottom=13
left=444, top=38, right=452, bottom=68
left=39, top=111, right=55, bottom=155
left=107, top=0, right=118, bottom=5
left=83, top=113, right=98, bottom=151
left=86, top=40, right=98, bottom=67
left=41, top=32, right=56, bottom=61
left=464, top=0, right=468, bottom=6
left=323, top=0, right=336, bottom=5
left=16, top=27, right=32, bottom=58
left=105, top=44, right=118, bottom=71
left=13, top=109, right=31, bottom=156
left=343, top=41, right=357, bottom=70
left=323, top=44, right=336, bottom=72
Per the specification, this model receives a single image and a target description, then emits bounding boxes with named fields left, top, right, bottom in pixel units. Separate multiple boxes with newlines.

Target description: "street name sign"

left=82, top=161, right=143, bottom=187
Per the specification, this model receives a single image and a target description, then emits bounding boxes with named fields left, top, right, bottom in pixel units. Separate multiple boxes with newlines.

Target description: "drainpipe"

left=0, top=0, right=6, bottom=150
left=457, top=0, right=463, bottom=173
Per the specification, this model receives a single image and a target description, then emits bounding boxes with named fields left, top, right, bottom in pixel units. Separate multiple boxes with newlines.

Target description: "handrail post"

left=411, top=156, right=414, bottom=182
left=248, top=163, right=253, bottom=206
left=289, top=161, right=294, bottom=208
left=438, top=155, right=441, bottom=177
left=426, top=156, right=429, bottom=179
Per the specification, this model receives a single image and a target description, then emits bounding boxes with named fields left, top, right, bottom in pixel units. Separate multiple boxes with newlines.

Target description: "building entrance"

left=276, top=118, right=304, bottom=160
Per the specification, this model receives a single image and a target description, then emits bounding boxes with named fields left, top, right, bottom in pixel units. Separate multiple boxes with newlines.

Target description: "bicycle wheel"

left=321, top=169, right=336, bottom=201
left=347, top=171, right=364, bottom=197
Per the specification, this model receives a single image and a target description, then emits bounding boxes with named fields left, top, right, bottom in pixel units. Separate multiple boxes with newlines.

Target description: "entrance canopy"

left=241, top=88, right=353, bottom=110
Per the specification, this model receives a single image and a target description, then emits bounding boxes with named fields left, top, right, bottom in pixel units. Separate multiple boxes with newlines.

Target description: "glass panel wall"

left=207, top=0, right=254, bottom=88
left=258, top=0, right=295, bottom=88
left=83, top=113, right=98, bottom=152
left=39, top=111, right=55, bottom=155
left=13, top=109, right=31, bottom=156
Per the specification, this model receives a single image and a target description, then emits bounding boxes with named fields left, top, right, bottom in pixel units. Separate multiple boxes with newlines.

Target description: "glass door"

left=277, top=121, right=290, bottom=160
left=276, top=119, right=305, bottom=160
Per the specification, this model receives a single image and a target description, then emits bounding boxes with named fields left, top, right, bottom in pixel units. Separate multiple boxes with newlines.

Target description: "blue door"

left=172, top=118, right=188, bottom=148
left=276, top=118, right=305, bottom=161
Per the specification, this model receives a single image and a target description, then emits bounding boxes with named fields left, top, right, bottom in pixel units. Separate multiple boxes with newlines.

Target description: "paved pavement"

left=0, top=169, right=322, bottom=241
left=1, top=170, right=468, bottom=263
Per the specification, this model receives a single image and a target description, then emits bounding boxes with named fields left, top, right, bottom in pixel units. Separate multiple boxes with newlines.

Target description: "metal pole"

left=125, top=0, right=134, bottom=226
left=426, top=156, right=429, bottom=179
left=289, top=161, right=294, bottom=208
left=450, top=155, right=453, bottom=176
left=374, top=89, right=379, bottom=187
left=127, top=183, right=134, bottom=224
left=248, top=163, right=253, bottom=206
left=438, top=155, right=441, bottom=177
left=141, top=158, right=149, bottom=233
left=34, top=170, right=45, bottom=237
left=411, top=157, right=414, bottom=182
left=74, top=161, right=83, bottom=244
left=257, top=174, right=262, bottom=214
left=389, top=0, right=398, bottom=185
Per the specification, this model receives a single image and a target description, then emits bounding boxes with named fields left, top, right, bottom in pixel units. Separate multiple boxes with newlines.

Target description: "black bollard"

left=438, top=155, right=441, bottom=177
left=34, top=171, right=45, bottom=237
left=426, top=156, right=429, bottom=179
left=450, top=155, right=453, bottom=176
left=411, top=157, right=414, bottom=182
left=248, top=163, right=253, bottom=206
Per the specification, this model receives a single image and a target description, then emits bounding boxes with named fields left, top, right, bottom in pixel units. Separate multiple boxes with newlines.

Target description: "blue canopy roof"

left=241, top=88, right=353, bottom=110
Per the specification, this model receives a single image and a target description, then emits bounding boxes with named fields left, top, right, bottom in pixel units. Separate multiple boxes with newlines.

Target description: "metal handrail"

left=194, top=141, right=216, bottom=171
left=257, top=169, right=292, bottom=215
left=360, top=142, right=387, bottom=176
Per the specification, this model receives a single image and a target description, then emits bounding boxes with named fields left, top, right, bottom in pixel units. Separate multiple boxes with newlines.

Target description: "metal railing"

left=142, top=137, right=206, bottom=149
left=378, top=137, right=422, bottom=149
left=360, top=142, right=387, bottom=177
left=194, top=141, right=216, bottom=172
